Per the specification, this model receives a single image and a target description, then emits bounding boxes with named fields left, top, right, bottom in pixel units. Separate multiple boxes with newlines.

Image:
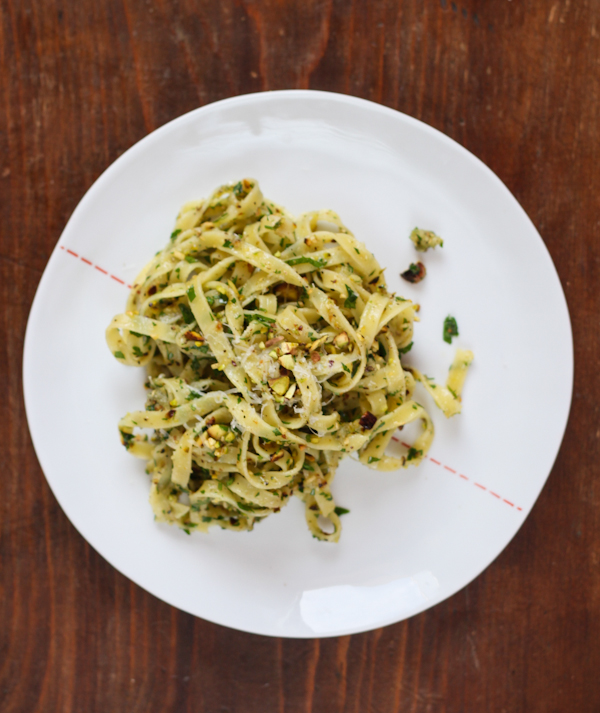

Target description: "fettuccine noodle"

left=106, top=179, right=470, bottom=541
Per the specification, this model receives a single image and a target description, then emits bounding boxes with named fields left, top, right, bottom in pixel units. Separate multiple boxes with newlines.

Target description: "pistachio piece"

left=280, top=341, right=299, bottom=355
left=333, top=332, right=350, bottom=350
left=279, top=354, right=295, bottom=370
left=269, top=375, right=290, bottom=396
left=308, top=335, right=328, bottom=351
left=207, top=424, right=228, bottom=441
left=265, top=335, right=285, bottom=348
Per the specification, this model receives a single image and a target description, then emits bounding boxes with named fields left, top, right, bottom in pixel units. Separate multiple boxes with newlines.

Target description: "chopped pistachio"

left=333, top=332, right=350, bottom=350
left=280, top=341, right=298, bottom=355
left=207, top=424, right=228, bottom=441
left=410, top=227, right=443, bottom=251
left=269, top=375, right=290, bottom=396
left=308, top=335, right=328, bottom=351
left=279, top=354, right=295, bottom=370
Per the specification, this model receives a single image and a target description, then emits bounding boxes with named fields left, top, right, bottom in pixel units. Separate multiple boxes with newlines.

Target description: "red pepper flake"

left=148, top=285, right=157, bottom=295
left=359, top=411, right=377, bottom=430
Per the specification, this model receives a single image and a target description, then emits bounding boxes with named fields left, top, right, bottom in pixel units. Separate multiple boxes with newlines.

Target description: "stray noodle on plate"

left=106, top=179, right=473, bottom=541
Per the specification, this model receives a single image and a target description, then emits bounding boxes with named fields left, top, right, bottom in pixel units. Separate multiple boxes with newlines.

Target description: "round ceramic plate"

left=23, top=91, right=573, bottom=638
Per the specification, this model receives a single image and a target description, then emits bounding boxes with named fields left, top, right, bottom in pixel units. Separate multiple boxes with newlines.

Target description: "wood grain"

left=2, top=1, right=599, bottom=711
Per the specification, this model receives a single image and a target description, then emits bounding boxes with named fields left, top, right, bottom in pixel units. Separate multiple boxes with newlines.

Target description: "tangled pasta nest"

left=106, top=179, right=470, bottom=541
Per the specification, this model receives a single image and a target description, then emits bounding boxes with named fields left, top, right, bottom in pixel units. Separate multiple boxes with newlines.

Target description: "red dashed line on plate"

left=391, top=435, right=523, bottom=511
left=60, top=245, right=525, bottom=514
left=60, top=246, right=132, bottom=289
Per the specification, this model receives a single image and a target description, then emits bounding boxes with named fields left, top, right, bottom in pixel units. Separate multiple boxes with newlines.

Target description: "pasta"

left=106, top=179, right=470, bottom=541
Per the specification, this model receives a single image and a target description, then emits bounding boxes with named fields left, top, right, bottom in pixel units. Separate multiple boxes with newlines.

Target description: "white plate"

left=23, top=91, right=573, bottom=638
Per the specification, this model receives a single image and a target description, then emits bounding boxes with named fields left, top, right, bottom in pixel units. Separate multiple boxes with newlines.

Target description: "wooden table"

left=2, top=1, right=598, bottom=711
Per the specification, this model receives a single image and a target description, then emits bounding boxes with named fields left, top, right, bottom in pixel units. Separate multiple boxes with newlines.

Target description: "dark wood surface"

left=2, top=1, right=598, bottom=711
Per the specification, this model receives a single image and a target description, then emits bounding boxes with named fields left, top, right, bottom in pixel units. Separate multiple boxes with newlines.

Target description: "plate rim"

left=23, top=89, right=574, bottom=638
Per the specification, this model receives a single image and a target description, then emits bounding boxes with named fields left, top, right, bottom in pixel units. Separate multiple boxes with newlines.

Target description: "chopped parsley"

left=236, top=501, right=256, bottom=512
left=119, top=430, right=135, bottom=449
left=334, top=506, right=350, bottom=516
left=170, top=229, right=182, bottom=242
left=344, top=285, right=358, bottom=310
left=247, top=313, right=276, bottom=326
left=285, top=256, right=327, bottom=269
left=114, top=351, right=125, bottom=359
left=186, top=285, right=196, bottom=302
left=406, top=447, right=423, bottom=461
left=443, top=315, right=459, bottom=344
left=399, top=341, right=413, bottom=355
left=179, top=304, right=195, bottom=323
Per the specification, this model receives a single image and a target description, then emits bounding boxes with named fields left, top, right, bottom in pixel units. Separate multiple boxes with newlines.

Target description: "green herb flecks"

left=285, top=256, right=327, bottom=269
left=247, top=313, right=276, bottom=326
left=406, top=447, right=423, bottom=461
left=443, top=315, right=459, bottom=344
left=179, top=303, right=195, bottom=323
left=344, top=285, right=358, bottom=310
